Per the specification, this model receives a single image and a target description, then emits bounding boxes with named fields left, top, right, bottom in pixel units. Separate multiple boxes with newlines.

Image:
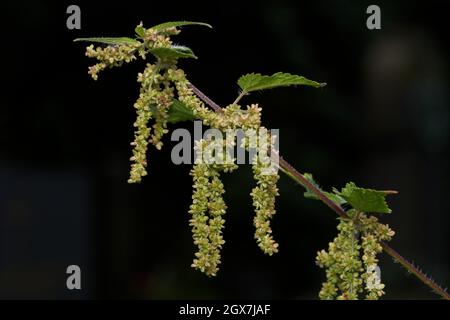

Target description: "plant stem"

left=188, top=83, right=450, bottom=300
left=189, top=83, right=223, bottom=113
left=278, top=157, right=347, bottom=218
left=233, top=90, right=247, bottom=105
left=380, top=242, right=449, bottom=299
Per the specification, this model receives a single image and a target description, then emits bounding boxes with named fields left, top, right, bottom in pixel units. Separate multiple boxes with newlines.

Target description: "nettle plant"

left=75, top=21, right=449, bottom=300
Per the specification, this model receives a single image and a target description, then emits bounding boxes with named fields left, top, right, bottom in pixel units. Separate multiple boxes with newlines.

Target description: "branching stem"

left=188, top=82, right=450, bottom=300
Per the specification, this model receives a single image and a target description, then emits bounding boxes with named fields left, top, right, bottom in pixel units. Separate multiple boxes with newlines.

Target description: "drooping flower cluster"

left=127, top=63, right=156, bottom=183
left=83, top=24, right=179, bottom=183
left=128, top=64, right=176, bottom=183
left=250, top=128, right=280, bottom=255
left=359, top=213, right=395, bottom=299
left=189, top=163, right=227, bottom=276
left=316, top=218, right=363, bottom=300
left=251, top=157, right=280, bottom=255
left=188, top=137, right=240, bottom=276
left=82, top=22, right=281, bottom=277
left=316, top=211, right=394, bottom=300
left=168, top=66, right=281, bottom=266
left=185, top=110, right=279, bottom=273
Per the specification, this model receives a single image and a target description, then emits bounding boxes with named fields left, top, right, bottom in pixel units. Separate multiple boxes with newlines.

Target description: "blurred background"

left=1, top=0, right=448, bottom=299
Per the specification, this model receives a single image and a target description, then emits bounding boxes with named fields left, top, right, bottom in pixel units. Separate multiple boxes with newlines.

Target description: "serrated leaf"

left=73, top=37, right=140, bottom=45
left=150, top=21, right=212, bottom=31
left=135, top=25, right=145, bottom=38
left=149, top=45, right=197, bottom=60
left=150, top=100, right=195, bottom=124
left=338, top=182, right=392, bottom=214
left=303, top=173, right=346, bottom=205
left=237, top=72, right=326, bottom=94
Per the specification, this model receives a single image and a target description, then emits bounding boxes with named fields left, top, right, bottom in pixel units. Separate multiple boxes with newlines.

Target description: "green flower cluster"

left=139, top=23, right=177, bottom=50
left=189, top=136, right=242, bottom=276
left=85, top=43, right=141, bottom=80
left=189, top=163, right=227, bottom=276
left=82, top=22, right=282, bottom=277
left=148, top=70, right=175, bottom=150
left=316, top=211, right=394, bottom=300
left=128, top=64, right=175, bottom=183
left=359, top=213, right=395, bottom=299
left=251, top=156, right=280, bottom=255
left=248, top=127, right=280, bottom=255
left=83, top=24, right=179, bottom=183
left=128, top=63, right=156, bottom=183
left=168, top=66, right=281, bottom=267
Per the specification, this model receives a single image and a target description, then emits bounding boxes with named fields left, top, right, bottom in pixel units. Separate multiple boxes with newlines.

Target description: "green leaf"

left=303, top=173, right=346, bottom=205
left=167, top=100, right=196, bottom=123
left=135, top=25, right=145, bottom=38
left=150, top=100, right=195, bottom=124
left=149, top=45, right=197, bottom=59
left=73, top=37, right=140, bottom=45
left=150, top=21, right=212, bottom=31
left=338, top=182, right=392, bottom=214
left=237, top=72, right=326, bottom=94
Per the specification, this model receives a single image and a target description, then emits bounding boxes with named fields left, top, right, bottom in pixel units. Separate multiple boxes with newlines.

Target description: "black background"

left=1, top=0, right=449, bottom=299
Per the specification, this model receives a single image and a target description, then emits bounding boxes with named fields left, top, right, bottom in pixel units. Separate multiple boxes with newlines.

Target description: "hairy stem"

left=188, top=83, right=223, bottom=113
left=188, top=83, right=450, bottom=300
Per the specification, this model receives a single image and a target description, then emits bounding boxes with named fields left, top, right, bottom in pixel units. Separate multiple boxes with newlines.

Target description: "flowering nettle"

left=76, top=21, right=282, bottom=277
left=74, top=21, right=418, bottom=300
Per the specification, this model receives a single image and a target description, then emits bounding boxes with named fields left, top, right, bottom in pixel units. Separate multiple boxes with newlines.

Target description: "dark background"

left=1, top=0, right=449, bottom=299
